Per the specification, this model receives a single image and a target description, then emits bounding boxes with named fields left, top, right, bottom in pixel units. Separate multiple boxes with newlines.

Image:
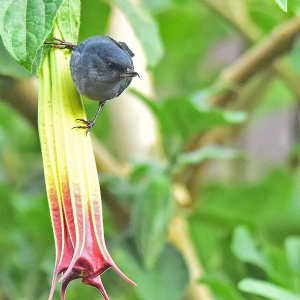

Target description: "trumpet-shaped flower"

left=38, top=26, right=135, bottom=300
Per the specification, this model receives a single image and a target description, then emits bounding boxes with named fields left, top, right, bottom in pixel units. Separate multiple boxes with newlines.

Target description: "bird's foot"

left=72, top=118, right=96, bottom=135
left=44, top=37, right=76, bottom=50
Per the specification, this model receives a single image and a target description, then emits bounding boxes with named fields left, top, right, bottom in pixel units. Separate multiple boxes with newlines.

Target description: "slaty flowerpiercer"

left=45, top=36, right=139, bottom=134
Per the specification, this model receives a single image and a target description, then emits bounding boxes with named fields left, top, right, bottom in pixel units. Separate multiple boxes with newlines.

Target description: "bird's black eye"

left=107, top=62, right=115, bottom=69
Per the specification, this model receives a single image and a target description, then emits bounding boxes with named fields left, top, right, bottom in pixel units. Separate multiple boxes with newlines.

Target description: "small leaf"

left=232, top=226, right=270, bottom=271
left=274, top=0, right=288, bottom=12
left=0, top=0, right=64, bottom=72
left=131, top=167, right=173, bottom=269
left=238, top=278, right=300, bottom=300
left=57, top=0, right=80, bottom=43
left=114, top=0, right=164, bottom=68
left=176, top=146, right=241, bottom=167
left=285, top=236, right=300, bottom=274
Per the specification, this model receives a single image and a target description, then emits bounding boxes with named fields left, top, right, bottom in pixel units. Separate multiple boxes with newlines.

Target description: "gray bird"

left=45, top=36, right=139, bottom=134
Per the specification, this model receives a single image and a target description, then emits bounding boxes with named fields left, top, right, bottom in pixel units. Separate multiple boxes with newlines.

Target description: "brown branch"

left=209, top=16, right=300, bottom=107
left=169, top=217, right=213, bottom=300
left=201, top=0, right=260, bottom=41
left=201, top=0, right=300, bottom=102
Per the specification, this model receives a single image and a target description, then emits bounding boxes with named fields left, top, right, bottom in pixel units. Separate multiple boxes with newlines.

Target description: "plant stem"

left=169, top=217, right=213, bottom=300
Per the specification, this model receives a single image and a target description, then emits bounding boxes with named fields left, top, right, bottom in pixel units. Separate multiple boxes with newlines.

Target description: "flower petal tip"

left=110, top=262, right=137, bottom=287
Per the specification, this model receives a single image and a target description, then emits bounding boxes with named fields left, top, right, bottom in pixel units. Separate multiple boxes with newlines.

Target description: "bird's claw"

left=72, top=119, right=96, bottom=135
left=44, top=37, right=76, bottom=50
left=75, top=118, right=90, bottom=125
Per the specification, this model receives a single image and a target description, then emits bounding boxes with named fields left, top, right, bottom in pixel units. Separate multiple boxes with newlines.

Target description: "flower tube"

left=38, top=25, right=135, bottom=300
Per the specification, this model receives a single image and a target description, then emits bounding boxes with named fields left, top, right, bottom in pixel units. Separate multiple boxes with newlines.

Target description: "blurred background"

left=1, top=0, right=300, bottom=299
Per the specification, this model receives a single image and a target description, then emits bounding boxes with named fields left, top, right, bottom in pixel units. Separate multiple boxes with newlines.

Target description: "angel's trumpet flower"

left=38, top=26, right=135, bottom=300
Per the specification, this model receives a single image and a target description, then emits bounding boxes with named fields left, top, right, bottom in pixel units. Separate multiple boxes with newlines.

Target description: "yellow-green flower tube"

left=38, top=25, right=135, bottom=300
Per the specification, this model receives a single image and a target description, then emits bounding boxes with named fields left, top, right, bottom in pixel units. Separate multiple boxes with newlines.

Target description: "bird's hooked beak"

left=121, top=68, right=140, bottom=78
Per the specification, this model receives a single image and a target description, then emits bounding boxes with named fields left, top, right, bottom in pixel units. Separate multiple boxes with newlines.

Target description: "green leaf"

left=238, top=278, right=300, bottom=300
left=285, top=236, right=300, bottom=274
left=114, top=244, right=189, bottom=300
left=163, top=98, right=245, bottom=155
left=113, top=0, right=163, bottom=68
left=134, top=92, right=247, bottom=157
left=57, top=0, right=80, bottom=43
left=176, top=146, right=241, bottom=167
left=0, top=0, right=64, bottom=72
left=131, top=167, right=173, bottom=269
left=161, top=97, right=246, bottom=140
left=199, top=169, right=296, bottom=233
left=232, top=226, right=270, bottom=271
left=274, top=0, right=288, bottom=12
left=263, top=245, right=293, bottom=288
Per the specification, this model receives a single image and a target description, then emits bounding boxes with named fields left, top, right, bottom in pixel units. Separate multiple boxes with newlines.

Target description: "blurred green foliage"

left=1, top=0, right=300, bottom=300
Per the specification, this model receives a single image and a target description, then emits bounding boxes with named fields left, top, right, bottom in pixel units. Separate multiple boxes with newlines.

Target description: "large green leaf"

left=195, top=169, right=295, bottom=234
left=160, top=96, right=246, bottom=143
left=131, top=166, right=173, bottom=269
left=239, top=278, right=300, bottom=300
left=133, top=91, right=246, bottom=157
left=0, top=0, right=64, bottom=72
left=161, top=97, right=245, bottom=156
left=114, top=0, right=163, bottom=68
